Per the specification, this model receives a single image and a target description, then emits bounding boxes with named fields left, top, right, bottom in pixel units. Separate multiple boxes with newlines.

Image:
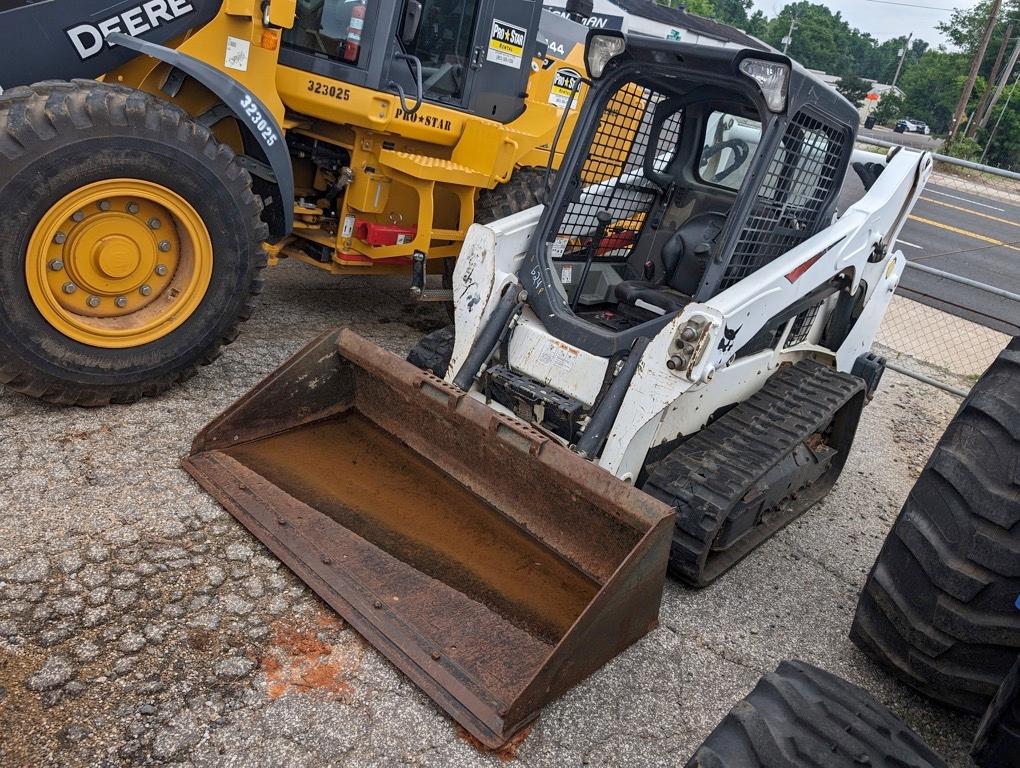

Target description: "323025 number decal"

left=307, top=80, right=351, bottom=100
left=239, top=93, right=278, bottom=147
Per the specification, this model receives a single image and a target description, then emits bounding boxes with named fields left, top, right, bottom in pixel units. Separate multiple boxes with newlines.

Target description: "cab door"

left=390, top=0, right=484, bottom=112
left=465, top=0, right=541, bottom=122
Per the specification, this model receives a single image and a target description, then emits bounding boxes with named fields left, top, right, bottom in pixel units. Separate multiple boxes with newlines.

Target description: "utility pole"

left=969, top=21, right=1014, bottom=137
left=981, top=70, right=1020, bottom=163
left=781, top=15, right=797, bottom=54
left=950, top=0, right=1002, bottom=140
left=891, top=32, right=912, bottom=89
left=978, top=36, right=1020, bottom=130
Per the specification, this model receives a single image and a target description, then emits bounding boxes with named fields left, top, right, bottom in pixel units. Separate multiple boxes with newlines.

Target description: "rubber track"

left=685, top=660, right=946, bottom=768
left=645, top=359, right=864, bottom=586
left=0, top=80, right=267, bottom=406
left=850, top=338, right=1020, bottom=715
left=972, top=655, right=1020, bottom=768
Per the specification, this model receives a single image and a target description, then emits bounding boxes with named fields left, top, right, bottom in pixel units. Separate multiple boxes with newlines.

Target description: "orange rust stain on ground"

left=259, top=621, right=360, bottom=702
left=456, top=723, right=535, bottom=762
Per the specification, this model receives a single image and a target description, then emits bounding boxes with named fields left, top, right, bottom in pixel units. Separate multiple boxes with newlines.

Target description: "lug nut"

left=148, top=217, right=161, bottom=230
left=154, top=264, right=168, bottom=276
left=97, top=200, right=111, bottom=211
left=62, top=282, right=77, bottom=295
left=680, top=326, right=698, bottom=342
left=139, top=284, right=152, bottom=297
left=127, top=202, right=140, bottom=214
left=71, top=211, right=85, bottom=223
left=86, top=295, right=101, bottom=308
left=158, top=240, right=171, bottom=253
left=53, top=231, right=67, bottom=245
left=49, top=259, right=64, bottom=272
left=115, top=296, right=128, bottom=308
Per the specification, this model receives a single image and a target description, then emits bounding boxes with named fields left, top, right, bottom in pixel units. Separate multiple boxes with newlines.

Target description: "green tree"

left=836, top=74, right=872, bottom=106
left=897, top=50, right=974, bottom=133
left=872, top=92, right=905, bottom=125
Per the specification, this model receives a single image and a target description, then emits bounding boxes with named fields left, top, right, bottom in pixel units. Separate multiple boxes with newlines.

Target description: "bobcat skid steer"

left=184, top=33, right=932, bottom=747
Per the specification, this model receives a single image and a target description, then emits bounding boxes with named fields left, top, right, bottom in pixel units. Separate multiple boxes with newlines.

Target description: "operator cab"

left=522, top=34, right=857, bottom=358
left=281, top=0, right=550, bottom=121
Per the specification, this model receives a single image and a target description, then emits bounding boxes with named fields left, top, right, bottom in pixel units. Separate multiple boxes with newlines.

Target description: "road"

left=841, top=165, right=1020, bottom=336
left=858, top=125, right=944, bottom=151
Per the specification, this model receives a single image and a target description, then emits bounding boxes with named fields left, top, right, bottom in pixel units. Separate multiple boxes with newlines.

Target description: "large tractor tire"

left=972, top=655, right=1020, bottom=768
left=412, top=168, right=550, bottom=375
left=850, top=338, right=1020, bottom=715
left=685, top=660, right=947, bottom=768
left=0, top=81, right=267, bottom=406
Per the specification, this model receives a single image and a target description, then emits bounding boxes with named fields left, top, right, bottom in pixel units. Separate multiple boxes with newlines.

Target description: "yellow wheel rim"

left=26, top=179, right=213, bottom=349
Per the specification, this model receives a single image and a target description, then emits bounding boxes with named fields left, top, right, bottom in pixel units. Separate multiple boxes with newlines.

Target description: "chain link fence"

left=852, top=136, right=1019, bottom=394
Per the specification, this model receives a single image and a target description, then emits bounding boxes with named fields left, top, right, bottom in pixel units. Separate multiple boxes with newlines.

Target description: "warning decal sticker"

left=548, top=68, right=581, bottom=109
left=488, top=19, right=527, bottom=69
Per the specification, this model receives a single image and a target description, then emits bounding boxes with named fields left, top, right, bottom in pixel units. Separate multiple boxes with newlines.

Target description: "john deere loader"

left=184, top=32, right=933, bottom=746
left=0, top=0, right=590, bottom=404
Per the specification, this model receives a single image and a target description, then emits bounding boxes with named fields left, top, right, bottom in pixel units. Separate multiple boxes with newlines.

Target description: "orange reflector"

left=261, top=30, right=280, bottom=50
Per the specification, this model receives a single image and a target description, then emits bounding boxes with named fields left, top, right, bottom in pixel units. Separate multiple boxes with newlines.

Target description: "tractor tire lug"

left=62, top=282, right=77, bottom=295
left=139, top=284, right=152, bottom=297
left=86, top=295, right=101, bottom=308
left=49, top=259, right=64, bottom=272
left=97, top=200, right=111, bottom=211
left=155, top=264, right=169, bottom=276
left=158, top=240, right=171, bottom=253
left=115, top=296, right=128, bottom=308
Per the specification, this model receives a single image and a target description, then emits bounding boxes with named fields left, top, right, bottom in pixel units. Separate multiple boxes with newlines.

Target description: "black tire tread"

left=971, top=655, right=1020, bottom=768
left=407, top=325, right=455, bottom=378
left=850, top=338, right=1020, bottom=715
left=0, top=80, right=268, bottom=406
left=474, top=167, right=549, bottom=223
left=685, top=660, right=946, bottom=768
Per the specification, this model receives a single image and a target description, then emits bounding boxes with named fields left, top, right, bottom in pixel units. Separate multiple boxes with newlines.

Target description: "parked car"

left=895, top=118, right=931, bottom=135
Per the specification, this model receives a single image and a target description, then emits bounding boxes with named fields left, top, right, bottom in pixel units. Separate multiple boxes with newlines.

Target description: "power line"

left=860, top=0, right=954, bottom=10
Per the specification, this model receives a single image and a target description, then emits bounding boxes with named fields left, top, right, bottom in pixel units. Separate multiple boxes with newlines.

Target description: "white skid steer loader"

left=186, top=31, right=931, bottom=749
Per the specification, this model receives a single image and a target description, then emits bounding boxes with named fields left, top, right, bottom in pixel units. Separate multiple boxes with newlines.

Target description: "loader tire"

left=474, top=167, right=550, bottom=223
left=0, top=81, right=267, bottom=406
left=850, top=338, right=1020, bottom=715
left=685, top=660, right=946, bottom=768
left=972, top=655, right=1020, bottom=768
left=406, top=325, right=454, bottom=378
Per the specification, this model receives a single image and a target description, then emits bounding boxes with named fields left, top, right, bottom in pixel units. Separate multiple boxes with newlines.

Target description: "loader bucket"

left=184, top=329, right=674, bottom=747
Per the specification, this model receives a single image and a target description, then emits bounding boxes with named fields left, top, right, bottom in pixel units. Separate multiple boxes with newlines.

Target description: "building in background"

left=543, top=0, right=766, bottom=49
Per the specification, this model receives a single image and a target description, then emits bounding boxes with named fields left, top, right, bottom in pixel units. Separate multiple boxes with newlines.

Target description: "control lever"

left=571, top=210, right=612, bottom=311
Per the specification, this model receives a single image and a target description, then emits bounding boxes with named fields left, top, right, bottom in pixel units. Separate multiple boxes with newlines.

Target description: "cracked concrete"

left=1, top=260, right=979, bottom=766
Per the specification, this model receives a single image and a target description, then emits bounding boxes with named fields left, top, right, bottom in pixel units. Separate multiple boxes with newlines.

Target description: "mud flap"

left=184, top=329, right=674, bottom=747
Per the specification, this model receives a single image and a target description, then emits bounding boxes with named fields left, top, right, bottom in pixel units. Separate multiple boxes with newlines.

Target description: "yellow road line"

left=909, top=214, right=1020, bottom=254
left=919, top=196, right=1020, bottom=228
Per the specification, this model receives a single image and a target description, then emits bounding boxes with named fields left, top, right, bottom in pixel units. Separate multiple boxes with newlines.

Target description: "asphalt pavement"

left=0, top=262, right=980, bottom=767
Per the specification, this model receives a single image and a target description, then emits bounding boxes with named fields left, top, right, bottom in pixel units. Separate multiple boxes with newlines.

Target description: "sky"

left=748, top=0, right=983, bottom=46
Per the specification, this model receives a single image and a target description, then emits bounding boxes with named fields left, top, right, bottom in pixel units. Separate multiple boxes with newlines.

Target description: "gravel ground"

left=0, top=260, right=980, bottom=767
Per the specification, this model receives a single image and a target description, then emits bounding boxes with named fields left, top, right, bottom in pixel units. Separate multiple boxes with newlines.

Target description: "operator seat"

left=614, top=212, right=727, bottom=313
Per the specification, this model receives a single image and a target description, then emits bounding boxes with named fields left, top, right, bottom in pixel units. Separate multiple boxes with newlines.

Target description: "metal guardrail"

left=861, top=136, right=1020, bottom=181
left=854, top=136, right=1018, bottom=396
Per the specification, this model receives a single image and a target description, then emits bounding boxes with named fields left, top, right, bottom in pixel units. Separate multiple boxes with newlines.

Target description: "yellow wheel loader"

left=0, top=0, right=590, bottom=404
left=185, top=33, right=933, bottom=747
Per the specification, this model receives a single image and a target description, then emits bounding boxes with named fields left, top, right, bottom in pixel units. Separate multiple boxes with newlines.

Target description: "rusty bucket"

left=183, top=329, right=674, bottom=747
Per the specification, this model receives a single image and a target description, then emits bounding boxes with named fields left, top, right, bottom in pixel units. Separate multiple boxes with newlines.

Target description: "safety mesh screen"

left=553, top=84, right=682, bottom=260
left=784, top=300, right=824, bottom=348
left=720, top=110, right=847, bottom=290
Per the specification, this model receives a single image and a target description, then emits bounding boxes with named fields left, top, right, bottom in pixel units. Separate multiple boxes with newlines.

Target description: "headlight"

left=739, top=58, right=790, bottom=112
left=586, top=33, right=625, bottom=80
